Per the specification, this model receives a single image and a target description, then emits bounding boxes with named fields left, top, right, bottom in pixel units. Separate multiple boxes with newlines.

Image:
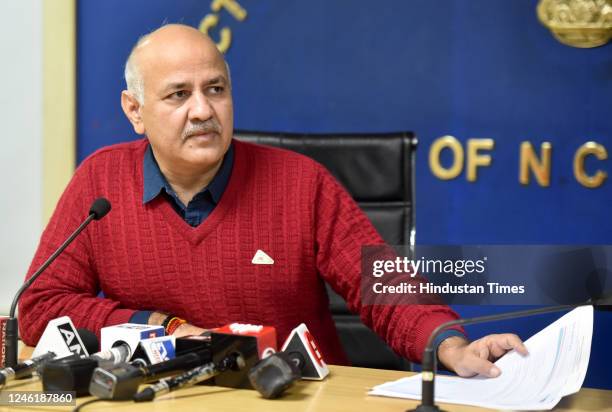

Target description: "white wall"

left=0, top=0, right=43, bottom=314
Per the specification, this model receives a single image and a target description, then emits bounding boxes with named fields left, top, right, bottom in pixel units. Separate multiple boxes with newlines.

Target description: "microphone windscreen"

left=89, top=198, right=111, bottom=220
left=248, top=352, right=301, bottom=399
left=77, top=329, right=99, bottom=354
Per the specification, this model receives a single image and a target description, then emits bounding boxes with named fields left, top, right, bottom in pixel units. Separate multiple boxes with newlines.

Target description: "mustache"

left=182, top=120, right=221, bottom=139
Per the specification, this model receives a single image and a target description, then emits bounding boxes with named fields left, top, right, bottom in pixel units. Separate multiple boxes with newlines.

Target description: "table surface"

left=1, top=364, right=611, bottom=412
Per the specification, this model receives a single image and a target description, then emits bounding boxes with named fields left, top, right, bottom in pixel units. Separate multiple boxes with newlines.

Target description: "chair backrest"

left=234, top=131, right=417, bottom=370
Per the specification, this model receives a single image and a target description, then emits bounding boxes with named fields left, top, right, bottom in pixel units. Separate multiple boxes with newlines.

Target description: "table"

left=1, top=365, right=611, bottom=412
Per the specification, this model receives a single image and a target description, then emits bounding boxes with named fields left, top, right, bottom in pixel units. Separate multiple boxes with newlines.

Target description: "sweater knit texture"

left=19, top=138, right=460, bottom=364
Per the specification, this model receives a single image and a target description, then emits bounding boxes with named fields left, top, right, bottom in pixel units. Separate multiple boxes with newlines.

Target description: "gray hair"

left=124, top=33, right=150, bottom=105
left=124, top=29, right=231, bottom=106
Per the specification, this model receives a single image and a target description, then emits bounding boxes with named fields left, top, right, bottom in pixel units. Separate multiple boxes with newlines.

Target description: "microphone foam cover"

left=77, top=328, right=99, bottom=354
left=248, top=352, right=301, bottom=399
left=89, top=198, right=111, bottom=220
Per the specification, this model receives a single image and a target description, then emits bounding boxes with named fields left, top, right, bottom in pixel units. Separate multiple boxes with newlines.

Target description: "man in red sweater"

left=20, top=24, right=526, bottom=378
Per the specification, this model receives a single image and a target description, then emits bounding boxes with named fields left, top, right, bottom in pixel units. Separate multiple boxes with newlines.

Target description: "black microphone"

left=89, top=197, right=112, bottom=220
left=0, top=327, right=98, bottom=390
left=133, top=352, right=246, bottom=402
left=0, top=351, right=56, bottom=388
left=5, top=198, right=112, bottom=368
left=75, top=329, right=101, bottom=356
left=408, top=304, right=579, bottom=412
left=88, top=347, right=211, bottom=400
left=89, top=325, right=270, bottom=400
left=248, top=352, right=303, bottom=399
left=41, top=340, right=133, bottom=397
left=246, top=323, right=329, bottom=399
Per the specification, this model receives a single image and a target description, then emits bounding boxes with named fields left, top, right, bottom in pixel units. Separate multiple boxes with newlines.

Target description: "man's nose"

left=188, top=91, right=214, bottom=121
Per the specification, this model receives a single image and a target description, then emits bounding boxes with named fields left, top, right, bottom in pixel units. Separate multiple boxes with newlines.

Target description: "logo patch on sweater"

left=252, top=250, right=274, bottom=265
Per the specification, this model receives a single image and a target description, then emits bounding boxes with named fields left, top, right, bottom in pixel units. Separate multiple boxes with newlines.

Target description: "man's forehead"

left=139, top=46, right=226, bottom=86
left=134, top=26, right=225, bottom=73
left=139, top=42, right=222, bottom=67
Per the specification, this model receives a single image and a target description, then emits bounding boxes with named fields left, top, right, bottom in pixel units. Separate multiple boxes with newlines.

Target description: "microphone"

left=409, top=304, right=579, bottom=412
left=89, top=323, right=276, bottom=400
left=0, top=351, right=57, bottom=388
left=132, top=324, right=278, bottom=401
left=248, top=352, right=302, bottom=399
left=89, top=197, right=112, bottom=220
left=280, top=323, right=329, bottom=380
left=247, top=323, right=329, bottom=399
left=90, top=344, right=132, bottom=368
left=100, top=323, right=166, bottom=361
left=88, top=342, right=212, bottom=400
left=0, top=328, right=97, bottom=389
left=5, top=198, right=112, bottom=368
left=45, top=326, right=179, bottom=398
left=210, top=323, right=277, bottom=389
left=41, top=341, right=133, bottom=397
left=32, top=317, right=96, bottom=359
left=133, top=352, right=246, bottom=402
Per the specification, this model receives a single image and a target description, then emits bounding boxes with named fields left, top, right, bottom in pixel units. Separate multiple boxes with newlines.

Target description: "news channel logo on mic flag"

left=141, top=335, right=176, bottom=364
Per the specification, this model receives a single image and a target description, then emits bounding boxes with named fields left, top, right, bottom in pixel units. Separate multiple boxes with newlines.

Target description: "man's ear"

left=121, top=91, right=145, bottom=135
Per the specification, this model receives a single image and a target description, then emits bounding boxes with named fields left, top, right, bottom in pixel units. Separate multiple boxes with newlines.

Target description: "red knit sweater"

left=19, top=138, right=460, bottom=364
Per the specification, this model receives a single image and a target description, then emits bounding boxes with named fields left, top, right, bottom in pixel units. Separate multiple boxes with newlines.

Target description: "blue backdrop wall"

left=77, top=0, right=612, bottom=388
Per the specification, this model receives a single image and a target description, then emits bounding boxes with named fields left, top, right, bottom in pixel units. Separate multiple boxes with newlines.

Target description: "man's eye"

left=169, top=90, right=189, bottom=99
left=209, top=86, right=224, bottom=95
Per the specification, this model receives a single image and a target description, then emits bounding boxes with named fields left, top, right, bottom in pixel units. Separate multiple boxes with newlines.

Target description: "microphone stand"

left=5, top=198, right=110, bottom=368
left=408, top=304, right=578, bottom=412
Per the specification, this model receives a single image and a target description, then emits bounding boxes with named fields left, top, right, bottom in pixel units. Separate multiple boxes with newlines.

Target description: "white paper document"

left=369, top=306, right=593, bottom=410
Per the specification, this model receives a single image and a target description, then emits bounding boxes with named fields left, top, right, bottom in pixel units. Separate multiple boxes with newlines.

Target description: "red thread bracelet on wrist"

left=165, top=317, right=187, bottom=335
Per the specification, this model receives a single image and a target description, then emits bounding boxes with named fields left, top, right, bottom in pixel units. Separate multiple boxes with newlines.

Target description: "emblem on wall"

left=537, top=0, right=612, bottom=48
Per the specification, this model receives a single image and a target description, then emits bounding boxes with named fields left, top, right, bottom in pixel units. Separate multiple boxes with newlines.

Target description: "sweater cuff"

left=433, top=329, right=468, bottom=357
left=105, top=308, right=137, bottom=327
left=410, top=311, right=466, bottom=363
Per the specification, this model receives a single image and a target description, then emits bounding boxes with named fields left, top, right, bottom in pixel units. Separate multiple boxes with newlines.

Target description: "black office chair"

left=235, top=131, right=417, bottom=370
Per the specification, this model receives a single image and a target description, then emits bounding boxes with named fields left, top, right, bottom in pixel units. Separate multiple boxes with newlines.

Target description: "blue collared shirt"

left=142, top=142, right=234, bottom=227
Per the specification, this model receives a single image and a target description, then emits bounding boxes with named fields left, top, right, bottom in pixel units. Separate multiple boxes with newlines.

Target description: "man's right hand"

left=173, top=322, right=206, bottom=337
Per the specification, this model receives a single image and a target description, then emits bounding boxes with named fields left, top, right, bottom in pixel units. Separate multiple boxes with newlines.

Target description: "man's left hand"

left=437, top=334, right=528, bottom=378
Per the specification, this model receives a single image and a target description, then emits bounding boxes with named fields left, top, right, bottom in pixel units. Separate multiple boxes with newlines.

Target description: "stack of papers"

left=369, top=306, right=593, bottom=410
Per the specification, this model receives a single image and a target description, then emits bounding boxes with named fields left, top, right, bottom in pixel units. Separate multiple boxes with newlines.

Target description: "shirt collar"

left=142, top=141, right=234, bottom=205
